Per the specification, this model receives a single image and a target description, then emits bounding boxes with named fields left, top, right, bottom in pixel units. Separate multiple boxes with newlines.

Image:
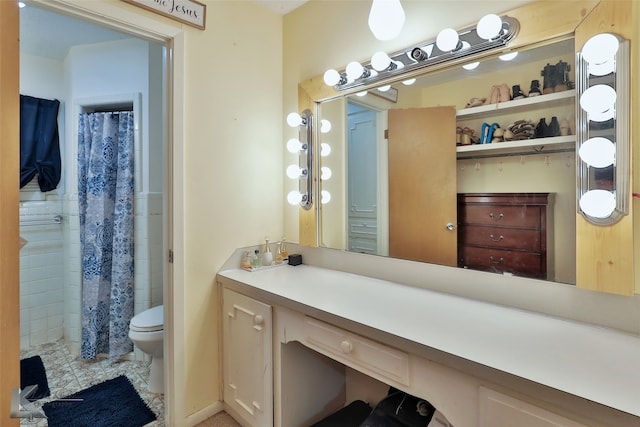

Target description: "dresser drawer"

left=301, top=316, right=410, bottom=386
left=459, top=246, right=545, bottom=278
left=459, top=205, right=542, bottom=228
left=458, top=225, right=542, bottom=251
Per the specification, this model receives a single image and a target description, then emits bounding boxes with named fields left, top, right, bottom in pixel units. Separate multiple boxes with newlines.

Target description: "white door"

left=222, top=288, right=273, bottom=427
left=348, top=103, right=379, bottom=254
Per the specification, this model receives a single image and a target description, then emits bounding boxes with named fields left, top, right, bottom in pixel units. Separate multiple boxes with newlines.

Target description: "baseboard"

left=185, top=400, right=225, bottom=427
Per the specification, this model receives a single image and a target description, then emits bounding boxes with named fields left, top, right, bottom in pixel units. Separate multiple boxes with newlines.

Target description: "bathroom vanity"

left=217, top=246, right=640, bottom=427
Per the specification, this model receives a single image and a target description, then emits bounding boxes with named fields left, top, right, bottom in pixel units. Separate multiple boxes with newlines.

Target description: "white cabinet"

left=222, top=288, right=272, bottom=427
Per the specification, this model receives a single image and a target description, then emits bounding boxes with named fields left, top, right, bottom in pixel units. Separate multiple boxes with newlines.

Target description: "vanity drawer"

left=459, top=205, right=542, bottom=228
left=301, top=316, right=410, bottom=386
left=459, top=246, right=545, bottom=278
left=458, top=225, right=542, bottom=251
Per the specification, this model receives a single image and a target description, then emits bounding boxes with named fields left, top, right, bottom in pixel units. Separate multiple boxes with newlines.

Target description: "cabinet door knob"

left=446, top=223, right=455, bottom=231
left=254, top=314, right=264, bottom=326
left=340, top=340, right=353, bottom=354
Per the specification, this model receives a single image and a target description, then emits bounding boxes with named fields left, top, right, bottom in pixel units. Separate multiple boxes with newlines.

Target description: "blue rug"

left=43, top=375, right=156, bottom=427
left=20, top=355, right=50, bottom=400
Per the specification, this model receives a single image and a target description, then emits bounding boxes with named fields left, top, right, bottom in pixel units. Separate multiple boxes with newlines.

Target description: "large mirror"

left=318, top=37, right=579, bottom=285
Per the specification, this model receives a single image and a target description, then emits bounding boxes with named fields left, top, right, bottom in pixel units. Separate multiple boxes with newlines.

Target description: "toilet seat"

left=130, top=305, right=164, bottom=332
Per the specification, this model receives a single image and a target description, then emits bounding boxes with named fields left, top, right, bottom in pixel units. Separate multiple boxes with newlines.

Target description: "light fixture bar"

left=330, top=16, right=519, bottom=91
left=297, top=109, right=314, bottom=210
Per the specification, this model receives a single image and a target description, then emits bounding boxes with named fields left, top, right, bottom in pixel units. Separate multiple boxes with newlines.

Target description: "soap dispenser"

left=280, top=237, right=289, bottom=262
left=262, top=238, right=273, bottom=266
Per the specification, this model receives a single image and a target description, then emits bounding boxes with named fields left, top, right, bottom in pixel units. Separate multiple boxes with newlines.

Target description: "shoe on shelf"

left=498, top=84, right=511, bottom=102
left=560, top=118, right=571, bottom=136
left=528, top=79, right=542, bottom=97
left=541, top=63, right=557, bottom=94
left=488, top=85, right=500, bottom=104
left=535, top=118, right=549, bottom=138
left=548, top=116, right=560, bottom=137
left=465, top=97, right=486, bottom=108
left=512, top=84, right=526, bottom=100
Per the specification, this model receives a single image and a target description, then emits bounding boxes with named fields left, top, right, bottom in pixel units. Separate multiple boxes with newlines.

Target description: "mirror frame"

left=295, top=0, right=638, bottom=296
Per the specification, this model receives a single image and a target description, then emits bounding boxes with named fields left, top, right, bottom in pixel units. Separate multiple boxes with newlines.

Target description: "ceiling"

left=20, top=1, right=310, bottom=60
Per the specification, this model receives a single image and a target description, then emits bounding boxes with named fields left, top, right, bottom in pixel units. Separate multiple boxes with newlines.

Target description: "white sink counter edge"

left=218, top=261, right=640, bottom=418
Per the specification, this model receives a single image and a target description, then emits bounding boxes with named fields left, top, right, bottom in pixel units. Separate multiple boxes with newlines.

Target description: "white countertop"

left=219, top=264, right=640, bottom=418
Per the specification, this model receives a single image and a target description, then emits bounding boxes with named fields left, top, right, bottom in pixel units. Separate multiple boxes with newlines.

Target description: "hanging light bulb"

left=321, top=167, right=332, bottom=181
left=477, top=14, right=503, bottom=40
left=287, top=191, right=303, bottom=206
left=321, top=190, right=332, bottom=204
left=368, top=0, right=405, bottom=41
left=321, top=143, right=332, bottom=157
left=320, top=119, right=332, bottom=133
left=436, top=28, right=460, bottom=52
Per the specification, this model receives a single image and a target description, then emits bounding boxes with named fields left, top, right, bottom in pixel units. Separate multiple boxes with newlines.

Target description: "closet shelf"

left=456, top=89, right=576, bottom=120
left=456, top=135, right=575, bottom=159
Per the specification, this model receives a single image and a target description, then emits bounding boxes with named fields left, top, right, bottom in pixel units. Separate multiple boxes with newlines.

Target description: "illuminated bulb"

left=324, top=69, right=342, bottom=86
left=499, top=52, right=518, bottom=61
left=287, top=138, right=304, bottom=153
left=346, top=61, right=365, bottom=81
left=436, top=28, right=460, bottom=52
left=356, top=91, right=368, bottom=97
left=368, top=0, right=405, bottom=41
left=321, top=190, right=332, bottom=204
left=286, top=164, right=303, bottom=179
left=320, top=119, right=332, bottom=133
left=286, top=112, right=303, bottom=127
left=321, top=143, right=332, bottom=157
left=579, top=137, right=615, bottom=168
left=18, top=2, right=26, bottom=7
left=287, top=191, right=303, bottom=205
left=378, top=85, right=391, bottom=92
left=580, top=84, right=616, bottom=122
left=402, top=78, right=416, bottom=85
left=582, top=33, right=619, bottom=76
left=579, top=190, right=616, bottom=218
left=393, top=60, right=405, bottom=70
left=463, top=62, right=480, bottom=70
left=321, top=167, right=332, bottom=180
left=371, top=51, right=392, bottom=71
left=477, top=14, right=503, bottom=40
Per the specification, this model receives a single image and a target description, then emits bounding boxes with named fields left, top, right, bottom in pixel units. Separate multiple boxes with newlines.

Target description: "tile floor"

left=20, top=339, right=164, bottom=426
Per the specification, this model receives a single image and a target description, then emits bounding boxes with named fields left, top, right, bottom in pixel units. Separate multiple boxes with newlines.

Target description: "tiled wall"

left=19, top=198, right=65, bottom=349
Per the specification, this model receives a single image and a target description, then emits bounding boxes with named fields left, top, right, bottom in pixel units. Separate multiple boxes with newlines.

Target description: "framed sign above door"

left=123, top=0, right=206, bottom=30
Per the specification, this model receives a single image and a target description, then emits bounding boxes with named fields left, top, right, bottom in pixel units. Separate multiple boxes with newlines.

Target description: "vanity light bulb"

left=286, top=164, right=302, bottom=179
left=371, top=51, right=392, bottom=71
left=321, top=190, right=332, bottom=204
left=580, top=84, right=616, bottom=122
left=321, top=143, right=332, bottom=157
left=581, top=33, right=619, bottom=67
left=320, top=119, right=332, bottom=133
left=463, top=62, right=480, bottom=70
left=402, top=78, right=416, bottom=86
left=356, top=91, right=368, bottom=97
left=477, top=14, right=503, bottom=40
left=579, top=190, right=616, bottom=219
left=499, top=52, right=518, bottom=61
left=579, top=137, right=615, bottom=168
left=346, top=61, right=365, bottom=81
left=324, top=69, right=341, bottom=86
left=393, top=60, right=405, bottom=70
left=436, top=28, right=460, bottom=52
left=378, top=85, right=391, bottom=92
left=368, top=0, right=405, bottom=41
left=287, top=138, right=303, bottom=153
left=18, top=1, right=26, bottom=7
left=287, top=191, right=303, bottom=206
left=287, top=112, right=303, bottom=127
left=321, top=167, right=332, bottom=181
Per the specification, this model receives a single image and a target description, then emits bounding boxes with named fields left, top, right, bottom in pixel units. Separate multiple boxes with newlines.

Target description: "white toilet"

left=129, top=305, right=164, bottom=393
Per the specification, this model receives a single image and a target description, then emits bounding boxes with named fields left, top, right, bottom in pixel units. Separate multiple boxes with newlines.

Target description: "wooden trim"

left=0, top=1, right=21, bottom=425
left=575, top=0, right=635, bottom=295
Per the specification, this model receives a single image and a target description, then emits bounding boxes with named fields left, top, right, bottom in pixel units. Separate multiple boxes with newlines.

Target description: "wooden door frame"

left=0, top=1, right=187, bottom=425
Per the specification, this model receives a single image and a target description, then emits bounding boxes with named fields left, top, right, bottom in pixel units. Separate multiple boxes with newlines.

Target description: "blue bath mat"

left=43, top=375, right=156, bottom=427
left=20, top=355, right=50, bottom=400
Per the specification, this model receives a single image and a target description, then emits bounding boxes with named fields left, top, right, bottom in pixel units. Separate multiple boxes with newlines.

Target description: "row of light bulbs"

left=286, top=112, right=333, bottom=207
left=323, top=13, right=509, bottom=90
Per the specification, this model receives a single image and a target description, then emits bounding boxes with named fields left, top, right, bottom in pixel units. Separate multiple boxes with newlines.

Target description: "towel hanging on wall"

left=20, top=94, right=61, bottom=192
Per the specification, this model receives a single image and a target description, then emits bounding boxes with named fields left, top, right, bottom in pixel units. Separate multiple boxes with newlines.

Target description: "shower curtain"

left=78, top=111, right=135, bottom=360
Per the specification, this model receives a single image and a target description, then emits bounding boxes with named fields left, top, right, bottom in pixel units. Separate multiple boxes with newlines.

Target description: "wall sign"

left=123, top=0, right=206, bottom=30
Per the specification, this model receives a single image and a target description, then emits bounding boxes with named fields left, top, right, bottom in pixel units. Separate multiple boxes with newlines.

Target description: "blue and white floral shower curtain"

left=78, top=111, right=135, bottom=360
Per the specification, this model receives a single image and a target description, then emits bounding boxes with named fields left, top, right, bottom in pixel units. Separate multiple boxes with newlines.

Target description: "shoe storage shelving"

left=456, top=89, right=576, bottom=158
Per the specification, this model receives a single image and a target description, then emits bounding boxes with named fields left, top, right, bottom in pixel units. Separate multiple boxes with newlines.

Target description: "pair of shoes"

left=465, top=97, right=486, bottom=108
left=480, top=122, right=500, bottom=144
left=459, top=127, right=473, bottom=145
left=506, top=120, right=536, bottom=140
left=528, top=79, right=542, bottom=97
left=488, top=84, right=511, bottom=104
left=512, top=84, right=527, bottom=100
left=541, top=61, right=573, bottom=94
left=535, top=116, right=561, bottom=138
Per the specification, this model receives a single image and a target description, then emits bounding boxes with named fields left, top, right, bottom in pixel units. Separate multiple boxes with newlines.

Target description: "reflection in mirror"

left=319, top=38, right=579, bottom=285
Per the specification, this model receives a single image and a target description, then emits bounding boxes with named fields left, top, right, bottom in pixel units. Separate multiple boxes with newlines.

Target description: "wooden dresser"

left=457, top=193, right=552, bottom=280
